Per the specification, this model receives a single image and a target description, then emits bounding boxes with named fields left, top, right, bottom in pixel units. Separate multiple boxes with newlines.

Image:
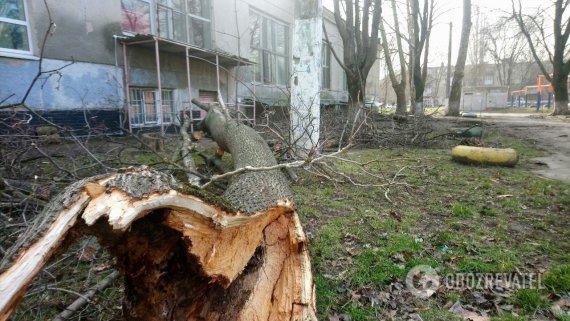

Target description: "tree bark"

left=552, top=71, right=570, bottom=115
left=0, top=101, right=317, bottom=321
left=447, top=0, right=472, bottom=116
left=394, top=84, right=407, bottom=115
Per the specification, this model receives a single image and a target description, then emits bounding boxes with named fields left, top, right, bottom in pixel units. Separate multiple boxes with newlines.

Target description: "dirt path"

left=479, top=113, right=570, bottom=183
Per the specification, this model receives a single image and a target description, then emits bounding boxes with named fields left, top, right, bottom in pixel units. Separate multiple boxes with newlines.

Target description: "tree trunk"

left=447, top=0, right=472, bottom=116
left=552, top=69, right=570, bottom=115
left=347, top=74, right=366, bottom=118
left=394, top=84, right=407, bottom=116
left=0, top=101, right=317, bottom=321
left=379, top=0, right=407, bottom=116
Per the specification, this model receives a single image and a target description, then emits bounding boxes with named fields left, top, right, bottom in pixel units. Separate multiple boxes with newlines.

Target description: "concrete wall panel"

left=0, top=58, right=123, bottom=110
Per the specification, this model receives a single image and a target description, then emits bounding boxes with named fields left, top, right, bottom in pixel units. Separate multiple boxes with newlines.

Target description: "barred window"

left=130, top=88, right=175, bottom=126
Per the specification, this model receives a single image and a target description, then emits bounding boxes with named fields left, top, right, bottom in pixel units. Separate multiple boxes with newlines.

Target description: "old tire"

left=451, top=145, right=518, bottom=167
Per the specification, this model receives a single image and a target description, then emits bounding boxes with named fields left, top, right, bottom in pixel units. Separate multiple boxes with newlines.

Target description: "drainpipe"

left=122, top=42, right=132, bottom=133
left=186, top=47, right=194, bottom=132
left=216, top=54, right=221, bottom=101
left=155, top=38, right=164, bottom=136
left=114, top=35, right=130, bottom=133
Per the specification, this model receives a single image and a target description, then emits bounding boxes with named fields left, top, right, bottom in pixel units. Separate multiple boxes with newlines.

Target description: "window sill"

left=130, top=122, right=175, bottom=128
left=0, top=51, right=39, bottom=61
left=251, top=82, right=289, bottom=88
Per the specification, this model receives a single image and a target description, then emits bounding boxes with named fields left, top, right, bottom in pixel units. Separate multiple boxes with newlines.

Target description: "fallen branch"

left=53, top=271, right=120, bottom=321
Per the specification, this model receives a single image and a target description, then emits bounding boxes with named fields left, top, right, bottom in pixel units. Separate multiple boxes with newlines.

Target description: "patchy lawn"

left=294, top=131, right=570, bottom=320
left=4, top=120, right=569, bottom=320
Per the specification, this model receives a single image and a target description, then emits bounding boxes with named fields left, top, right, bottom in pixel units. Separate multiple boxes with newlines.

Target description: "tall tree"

left=512, top=0, right=570, bottom=115
left=379, top=0, right=408, bottom=115
left=408, top=0, right=436, bottom=115
left=447, top=0, right=472, bottom=116
left=328, top=0, right=382, bottom=113
left=482, top=17, right=531, bottom=87
left=467, top=5, right=488, bottom=86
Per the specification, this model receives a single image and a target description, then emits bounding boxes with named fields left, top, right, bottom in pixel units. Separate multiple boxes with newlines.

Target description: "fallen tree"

left=0, top=100, right=316, bottom=321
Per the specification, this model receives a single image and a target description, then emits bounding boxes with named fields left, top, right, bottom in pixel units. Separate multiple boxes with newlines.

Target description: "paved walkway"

left=479, top=113, right=570, bottom=183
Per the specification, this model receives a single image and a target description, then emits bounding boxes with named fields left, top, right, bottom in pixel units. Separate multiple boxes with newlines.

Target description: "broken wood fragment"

left=1, top=99, right=316, bottom=320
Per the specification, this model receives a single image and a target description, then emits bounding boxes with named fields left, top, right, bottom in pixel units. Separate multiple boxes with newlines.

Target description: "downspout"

left=121, top=41, right=133, bottom=134
left=114, top=35, right=130, bottom=133
left=186, top=47, right=194, bottom=132
left=155, top=38, right=164, bottom=135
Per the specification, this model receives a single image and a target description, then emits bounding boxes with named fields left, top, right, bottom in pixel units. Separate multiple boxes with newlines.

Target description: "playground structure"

left=510, top=75, right=570, bottom=111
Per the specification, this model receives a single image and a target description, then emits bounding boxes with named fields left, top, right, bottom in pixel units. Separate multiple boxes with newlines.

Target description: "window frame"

left=249, top=10, right=289, bottom=86
left=129, top=87, right=175, bottom=127
left=321, top=40, right=331, bottom=89
left=121, top=0, right=153, bottom=35
left=156, top=0, right=211, bottom=47
left=0, top=0, right=33, bottom=57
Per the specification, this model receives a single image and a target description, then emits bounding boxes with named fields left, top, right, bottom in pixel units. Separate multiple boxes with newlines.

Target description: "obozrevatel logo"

left=405, top=265, right=440, bottom=299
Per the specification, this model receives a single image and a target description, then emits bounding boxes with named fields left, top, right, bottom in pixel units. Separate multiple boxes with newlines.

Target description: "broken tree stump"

left=0, top=100, right=317, bottom=321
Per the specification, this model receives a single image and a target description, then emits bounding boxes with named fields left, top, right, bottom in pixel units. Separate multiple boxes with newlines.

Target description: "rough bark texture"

left=192, top=99, right=293, bottom=214
left=447, top=0, right=472, bottom=116
left=0, top=101, right=316, bottom=321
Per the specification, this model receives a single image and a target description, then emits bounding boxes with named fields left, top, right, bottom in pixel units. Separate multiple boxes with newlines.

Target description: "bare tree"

left=466, top=5, right=488, bottom=87
left=512, top=0, right=570, bottom=115
left=379, top=0, right=408, bottom=115
left=447, top=0, right=472, bottom=116
left=328, top=0, right=382, bottom=113
left=483, top=16, right=531, bottom=87
left=408, top=0, right=436, bottom=115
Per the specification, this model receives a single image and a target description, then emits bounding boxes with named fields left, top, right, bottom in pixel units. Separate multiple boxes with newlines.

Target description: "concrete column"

left=290, top=0, right=322, bottom=156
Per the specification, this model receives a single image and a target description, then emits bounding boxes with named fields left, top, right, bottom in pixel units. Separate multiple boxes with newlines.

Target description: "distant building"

left=380, top=60, right=551, bottom=111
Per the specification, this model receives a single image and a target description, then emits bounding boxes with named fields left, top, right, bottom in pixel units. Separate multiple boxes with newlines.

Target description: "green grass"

left=294, top=134, right=570, bottom=320
left=511, top=289, right=551, bottom=313
left=544, top=264, right=570, bottom=293
left=452, top=203, right=474, bottom=218
left=491, top=314, right=528, bottom=321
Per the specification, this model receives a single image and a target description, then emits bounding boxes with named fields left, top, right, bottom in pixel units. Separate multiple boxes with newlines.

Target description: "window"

left=121, top=0, right=211, bottom=47
left=0, top=0, right=31, bottom=54
left=483, top=74, right=494, bottom=86
left=321, top=41, right=331, bottom=89
left=121, top=0, right=151, bottom=34
left=157, top=0, right=211, bottom=47
left=250, top=11, right=289, bottom=85
left=130, top=88, right=175, bottom=126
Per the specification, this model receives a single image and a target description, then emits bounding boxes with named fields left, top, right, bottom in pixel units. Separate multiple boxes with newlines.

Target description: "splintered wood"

left=0, top=169, right=316, bottom=321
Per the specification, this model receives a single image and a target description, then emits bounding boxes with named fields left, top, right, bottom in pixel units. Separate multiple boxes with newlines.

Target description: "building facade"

left=0, top=0, right=380, bottom=135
